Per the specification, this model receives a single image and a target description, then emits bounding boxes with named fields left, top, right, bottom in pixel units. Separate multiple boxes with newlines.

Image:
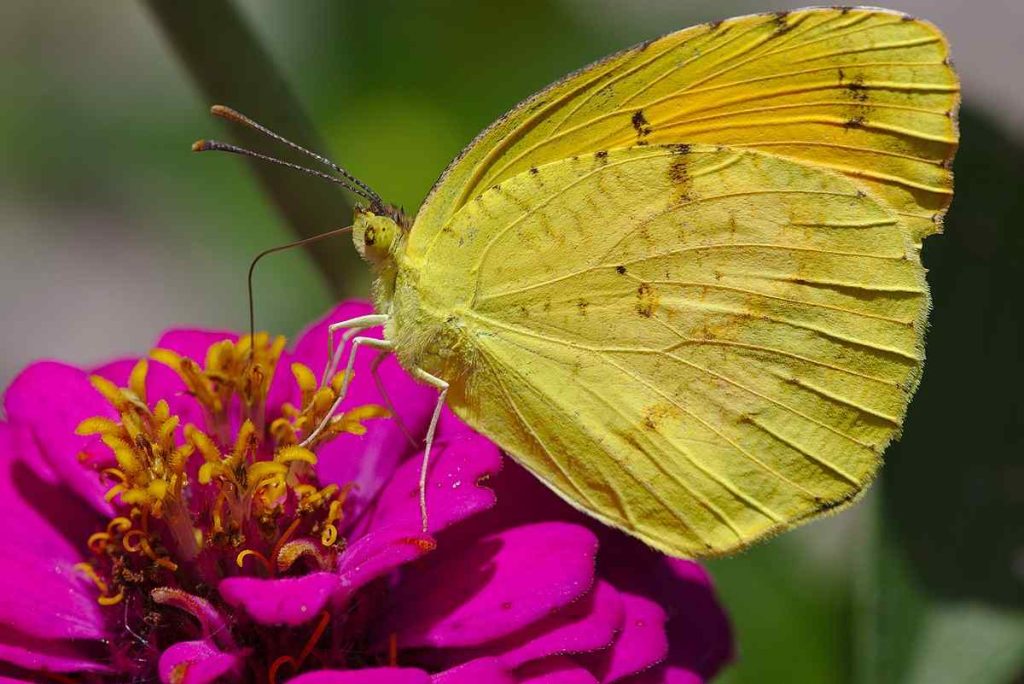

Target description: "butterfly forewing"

left=410, top=7, right=957, bottom=253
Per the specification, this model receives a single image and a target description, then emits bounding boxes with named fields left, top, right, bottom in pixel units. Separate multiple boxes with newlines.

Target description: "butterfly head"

left=353, top=205, right=408, bottom=267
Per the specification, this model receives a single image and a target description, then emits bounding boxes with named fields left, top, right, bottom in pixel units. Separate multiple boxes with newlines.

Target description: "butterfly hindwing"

left=411, top=145, right=925, bottom=556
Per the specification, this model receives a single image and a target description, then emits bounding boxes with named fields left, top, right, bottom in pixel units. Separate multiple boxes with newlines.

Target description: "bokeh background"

left=2, top=1, right=1022, bottom=682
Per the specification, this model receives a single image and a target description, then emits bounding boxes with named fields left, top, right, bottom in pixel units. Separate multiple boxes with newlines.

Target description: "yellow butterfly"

left=197, top=7, right=959, bottom=558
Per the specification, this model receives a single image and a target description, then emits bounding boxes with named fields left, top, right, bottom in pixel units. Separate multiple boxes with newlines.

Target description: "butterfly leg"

left=322, top=314, right=388, bottom=384
left=369, top=349, right=418, bottom=448
left=301, top=334, right=393, bottom=447
left=409, top=367, right=449, bottom=533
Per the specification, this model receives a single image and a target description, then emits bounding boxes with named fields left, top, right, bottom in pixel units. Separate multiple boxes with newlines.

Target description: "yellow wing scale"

left=383, top=8, right=958, bottom=558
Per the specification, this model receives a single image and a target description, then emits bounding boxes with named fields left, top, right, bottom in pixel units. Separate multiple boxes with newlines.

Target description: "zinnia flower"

left=0, top=301, right=732, bottom=683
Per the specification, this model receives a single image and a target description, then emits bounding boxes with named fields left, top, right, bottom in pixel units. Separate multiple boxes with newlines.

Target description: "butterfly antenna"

left=246, top=225, right=353, bottom=349
left=208, top=104, right=384, bottom=208
left=192, top=138, right=378, bottom=204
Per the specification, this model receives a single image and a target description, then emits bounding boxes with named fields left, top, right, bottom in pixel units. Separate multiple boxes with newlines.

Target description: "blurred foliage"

left=885, top=109, right=1024, bottom=609
left=3, top=1, right=1021, bottom=682
left=145, top=0, right=360, bottom=297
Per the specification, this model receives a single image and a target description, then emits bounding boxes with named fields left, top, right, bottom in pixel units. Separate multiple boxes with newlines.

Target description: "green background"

left=2, top=2, right=1021, bottom=682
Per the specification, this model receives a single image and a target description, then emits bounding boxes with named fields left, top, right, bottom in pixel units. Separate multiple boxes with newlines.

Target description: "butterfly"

left=196, top=7, right=959, bottom=558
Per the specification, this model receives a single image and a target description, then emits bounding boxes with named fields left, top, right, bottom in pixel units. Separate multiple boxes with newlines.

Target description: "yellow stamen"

left=75, top=416, right=121, bottom=436
left=98, top=589, right=125, bottom=606
left=107, top=517, right=132, bottom=534
left=129, top=359, right=148, bottom=404
left=101, top=467, right=127, bottom=483
left=276, top=446, right=317, bottom=466
left=122, top=529, right=147, bottom=553
left=291, top=363, right=317, bottom=406
left=89, top=375, right=126, bottom=408
left=236, top=549, right=273, bottom=574
left=87, top=532, right=110, bottom=553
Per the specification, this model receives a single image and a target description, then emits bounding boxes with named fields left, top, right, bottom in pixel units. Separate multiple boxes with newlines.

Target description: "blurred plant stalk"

left=144, top=0, right=361, bottom=297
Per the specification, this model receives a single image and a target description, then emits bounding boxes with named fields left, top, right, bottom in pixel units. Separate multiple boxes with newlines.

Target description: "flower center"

left=73, top=333, right=388, bottom=679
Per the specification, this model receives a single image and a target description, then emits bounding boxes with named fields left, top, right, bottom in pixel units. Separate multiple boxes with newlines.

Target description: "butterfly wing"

left=410, top=7, right=957, bottom=253
left=410, top=145, right=925, bottom=557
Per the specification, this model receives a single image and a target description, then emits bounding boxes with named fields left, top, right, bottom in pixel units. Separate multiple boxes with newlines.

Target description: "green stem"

left=142, top=0, right=361, bottom=296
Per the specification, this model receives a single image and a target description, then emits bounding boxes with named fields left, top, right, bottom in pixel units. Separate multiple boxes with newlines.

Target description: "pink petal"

left=518, top=656, right=600, bottom=684
left=432, top=657, right=515, bottom=684
left=495, top=581, right=624, bottom=669
left=590, top=592, right=668, bottom=683
left=288, top=668, right=431, bottom=684
left=389, top=522, right=598, bottom=648
left=0, top=545, right=105, bottom=641
left=650, top=560, right=732, bottom=680
left=3, top=362, right=115, bottom=515
left=662, top=669, right=704, bottom=684
left=370, top=423, right=501, bottom=536
left=0, top=630, right=108, bottom=675
left=0, top=616, right=108, bottom=674
left=580, top=528, right=732, bottom=680
left=480, top=464, right=733, bottom=679
left=89, top=358, right=138, bottom=385
left=154, top=329, right=238, bottom=361
left=158, top=639, right=240, bottom=684
left=620, top=667, right=703, bottom=684
left=441, top=581, right=624, bottom=671
left=0, top=422, right=97, bottom=561
left=292, top=303, right=436, bottom=508
left=337, top=528, right=437, bottom=601
left=218, top=572, right=341, bottom=626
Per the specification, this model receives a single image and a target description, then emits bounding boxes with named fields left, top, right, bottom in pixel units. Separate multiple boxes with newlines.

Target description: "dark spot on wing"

left=615, top=265, right=627, bottom=275
left=668, top=143, right=691, bottom=155
left=636, top=283, right=658, bottom=318
left=833, top=6, right=853, bottom=14
left=595, top=150, right=609, bottom=164
left=707, top=19, right=723, bottom=30
left=667, top=150, right=692, bottom=201
left=364, top=226, right=376, bottom=246
left=847, top=74, right=869, bottom=101
left=844, top=116, right=866, bottom=129
left=529, top=166, right=539, bottom=175
left=772, top=11, right=793, bottom=34
left=577, top=299, right=589, bottom=316
left=631, top=110, right=652, bottom=138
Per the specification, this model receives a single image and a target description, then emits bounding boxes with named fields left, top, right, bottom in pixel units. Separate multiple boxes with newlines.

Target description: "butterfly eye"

left=353, top=213, right=399, bottom=266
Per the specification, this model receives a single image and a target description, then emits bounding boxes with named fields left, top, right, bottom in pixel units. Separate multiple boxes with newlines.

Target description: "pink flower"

left=0, top=302, right=732, bottom=683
